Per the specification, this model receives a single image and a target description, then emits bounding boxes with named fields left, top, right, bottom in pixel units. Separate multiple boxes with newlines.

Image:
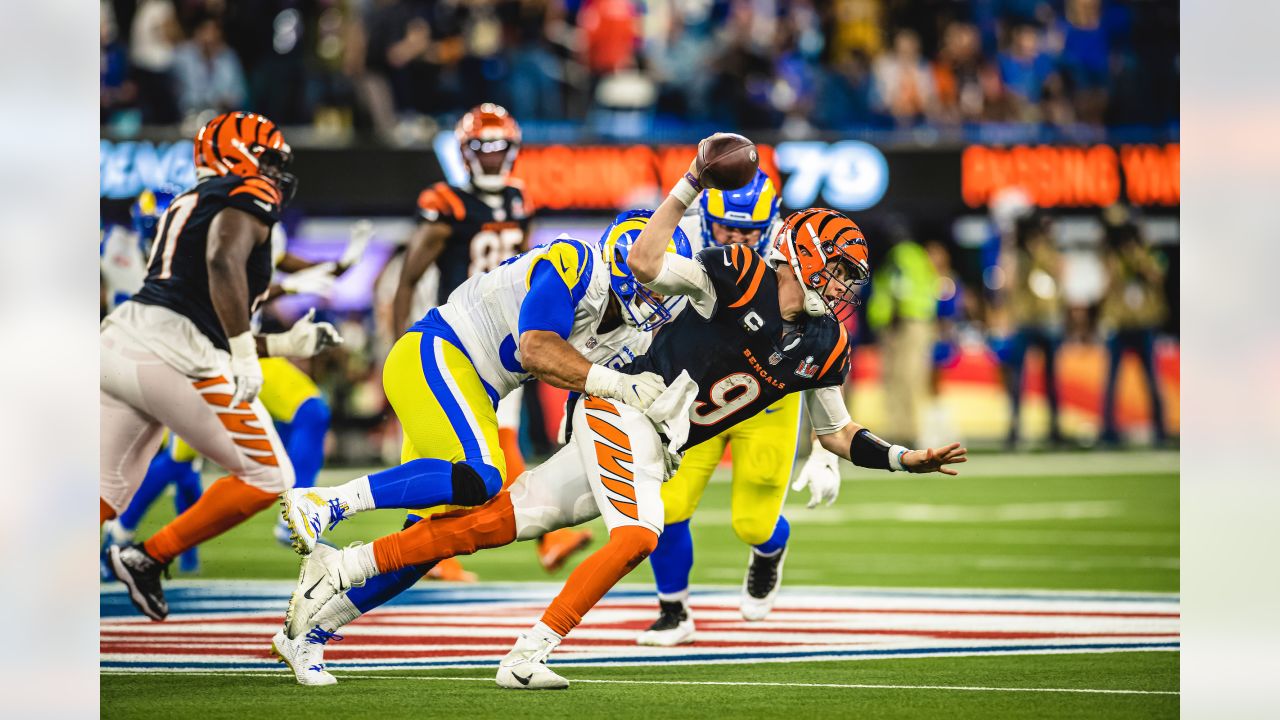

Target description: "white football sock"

left=311, top=593, right=362, bottom=633
left=341, top=543, right=379, bottom=586
left=657, top=588, right=690, bottom=605
left=530, top=621, right=563, bottom=645
left=322, top=476, right=376, bottom=513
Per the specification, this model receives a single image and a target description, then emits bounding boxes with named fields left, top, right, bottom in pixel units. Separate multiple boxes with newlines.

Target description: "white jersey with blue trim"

left=437, top=234, right=651, bottom=398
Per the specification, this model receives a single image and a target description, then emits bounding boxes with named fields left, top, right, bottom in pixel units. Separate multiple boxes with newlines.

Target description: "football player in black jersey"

left=390, top=103, right=593, bottom=580
left=101, top=112, right=342, bottom=621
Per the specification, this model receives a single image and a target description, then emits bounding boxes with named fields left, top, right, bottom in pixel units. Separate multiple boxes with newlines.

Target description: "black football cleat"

left=109, top=544, right=170, bottom=621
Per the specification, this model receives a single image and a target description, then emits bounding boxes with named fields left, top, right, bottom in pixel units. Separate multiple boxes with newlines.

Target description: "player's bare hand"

left=902, top=443, right=967, bottom=475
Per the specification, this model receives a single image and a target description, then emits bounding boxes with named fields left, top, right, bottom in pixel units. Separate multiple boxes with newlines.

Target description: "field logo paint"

left=101, top=582, right=1179, bottom=673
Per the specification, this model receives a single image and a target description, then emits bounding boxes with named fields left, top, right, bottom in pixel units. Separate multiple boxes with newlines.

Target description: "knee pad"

left=609, top=526, right=659, bottom=571
left=451, top=461, right=503, bottom=506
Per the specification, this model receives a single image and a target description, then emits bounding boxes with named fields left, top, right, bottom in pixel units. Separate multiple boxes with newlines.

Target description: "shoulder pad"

left=698, top=244, right=767, bottom=310
left=815, top=319, right=851, bottom=384
left=222, top=175, right=281, bottom=223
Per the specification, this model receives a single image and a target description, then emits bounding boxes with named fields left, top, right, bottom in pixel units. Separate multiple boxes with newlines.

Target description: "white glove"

left=227, top=331, right=263, bottom=408
left=280, top=262, right=337, bottom=296
left=792, top=443, right=842, bottom=508
left=584, top=365, right=668, bottom=411
left=265, top=308, right=344, bottom=358
left=339, top=220, right=374, bottom=270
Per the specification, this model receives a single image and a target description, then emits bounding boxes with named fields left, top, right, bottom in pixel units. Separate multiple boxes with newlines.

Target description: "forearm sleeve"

left=805, top=387, right=852, bottom=436
left=644, top=254, right=717, bottom=319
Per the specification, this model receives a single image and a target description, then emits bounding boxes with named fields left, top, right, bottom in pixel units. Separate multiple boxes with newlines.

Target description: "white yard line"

left=100, top=670, right=1177, bottom=695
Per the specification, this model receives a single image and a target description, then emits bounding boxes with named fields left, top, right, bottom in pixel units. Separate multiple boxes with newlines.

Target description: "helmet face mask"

left=457, top=104, right=520, bottom=193
left=600, top=209, right=693, bottom=332
left=256, top=147, right=297, bottom=205
left=700, top=169, right=779, bottom=254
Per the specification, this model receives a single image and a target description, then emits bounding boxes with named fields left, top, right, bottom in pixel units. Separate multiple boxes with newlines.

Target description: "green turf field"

left=102, top=450, right=1179, bottom=718
left=103, top=653, right=1178, bottom=720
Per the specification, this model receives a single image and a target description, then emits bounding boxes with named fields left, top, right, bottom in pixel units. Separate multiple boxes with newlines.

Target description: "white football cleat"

left=271, top=627, right=341, bottom=686
left=495, top=633, right=569, bottom=690
left=636, top=599, right=695, bottom=646
left=281, top=489, right=349, bottom=555
left=740, top=546, right=788, bottom=621
left=285, top=544, right=352, bottom=639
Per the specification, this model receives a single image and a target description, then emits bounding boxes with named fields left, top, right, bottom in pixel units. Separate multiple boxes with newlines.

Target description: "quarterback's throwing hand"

left=792, top=444, right=842, bottom=508
left=901, top=443, right=968, bottom=475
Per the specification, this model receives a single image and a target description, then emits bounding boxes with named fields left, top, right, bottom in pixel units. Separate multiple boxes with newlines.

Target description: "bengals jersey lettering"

left=621, top=244, right=850, bottom=450
left=131, top=174, right=281, bottom=351
left=417, top=181, right=534, bottom=303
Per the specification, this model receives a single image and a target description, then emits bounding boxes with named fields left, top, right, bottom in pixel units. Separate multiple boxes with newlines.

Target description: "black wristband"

left=848, top=428, right=893, bottom=470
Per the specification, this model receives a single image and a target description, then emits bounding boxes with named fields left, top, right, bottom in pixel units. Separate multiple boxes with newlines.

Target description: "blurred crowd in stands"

left=101, top=0, right=1179, bottom=140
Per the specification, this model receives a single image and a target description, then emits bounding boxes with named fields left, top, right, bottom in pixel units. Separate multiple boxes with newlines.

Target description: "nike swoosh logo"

left=513, top=671, right=532, bottom=686
left=303, top=578, right=324, bottom=600
left=253, top=199, right=274, bottom=212
left=764, top=408, right=779, bottom=414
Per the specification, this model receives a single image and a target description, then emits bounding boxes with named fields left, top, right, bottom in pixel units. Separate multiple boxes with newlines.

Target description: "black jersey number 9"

left=469, top=226, right=524, bottom=276
left=690, top=372, right=761, bottom=426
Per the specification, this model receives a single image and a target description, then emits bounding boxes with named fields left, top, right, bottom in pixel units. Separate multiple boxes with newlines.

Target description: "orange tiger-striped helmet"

left=193, top=111, right=296, bottom=203
left=455, top=103, right=521, bottom=193
left=768, top=208, right=870, bottom=321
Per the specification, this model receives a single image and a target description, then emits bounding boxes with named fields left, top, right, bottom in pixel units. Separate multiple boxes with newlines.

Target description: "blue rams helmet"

left=130, top=188, right=176, bottom=246
left=699, top=169, right=779, bottom=253
left=599, top=209, right=693, bottom=331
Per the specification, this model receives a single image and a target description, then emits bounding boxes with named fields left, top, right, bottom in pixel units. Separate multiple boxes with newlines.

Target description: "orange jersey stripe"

left=233, top=437, right=274, bottom=452
left=243, top=177, right=282, bottom=202
left=735, top=246, right=754, bottom=284
left=818, top=322, right=850, bottom=379
left=608, top=496, right=640, bottom=521
left=201, top=392, right=235, bottom=408
left=584, top=396, right=621, bottom=416
left=600, top=475, right=637, bottom=503
left=586, top=414, right=632, bottom=451
left=193, top=376, right=228, bottom=390
left=231, top=183, right=279, bottom=205
left=433, top=183, right=467, bottom=221
left=217, top=412, right=267, bottom=436
left=729, top=256, right=767, bottom=309
left=594, top=441, right=635, bottom=482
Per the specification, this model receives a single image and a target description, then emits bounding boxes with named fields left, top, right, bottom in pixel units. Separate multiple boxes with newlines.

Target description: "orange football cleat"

left=537, top=528, right=595, bottom=573
left=426, top=557, right=478, bottom=583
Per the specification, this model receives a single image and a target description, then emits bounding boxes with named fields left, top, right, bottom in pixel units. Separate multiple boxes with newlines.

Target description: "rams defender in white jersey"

left=271, top=224, right=692, bottom=685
